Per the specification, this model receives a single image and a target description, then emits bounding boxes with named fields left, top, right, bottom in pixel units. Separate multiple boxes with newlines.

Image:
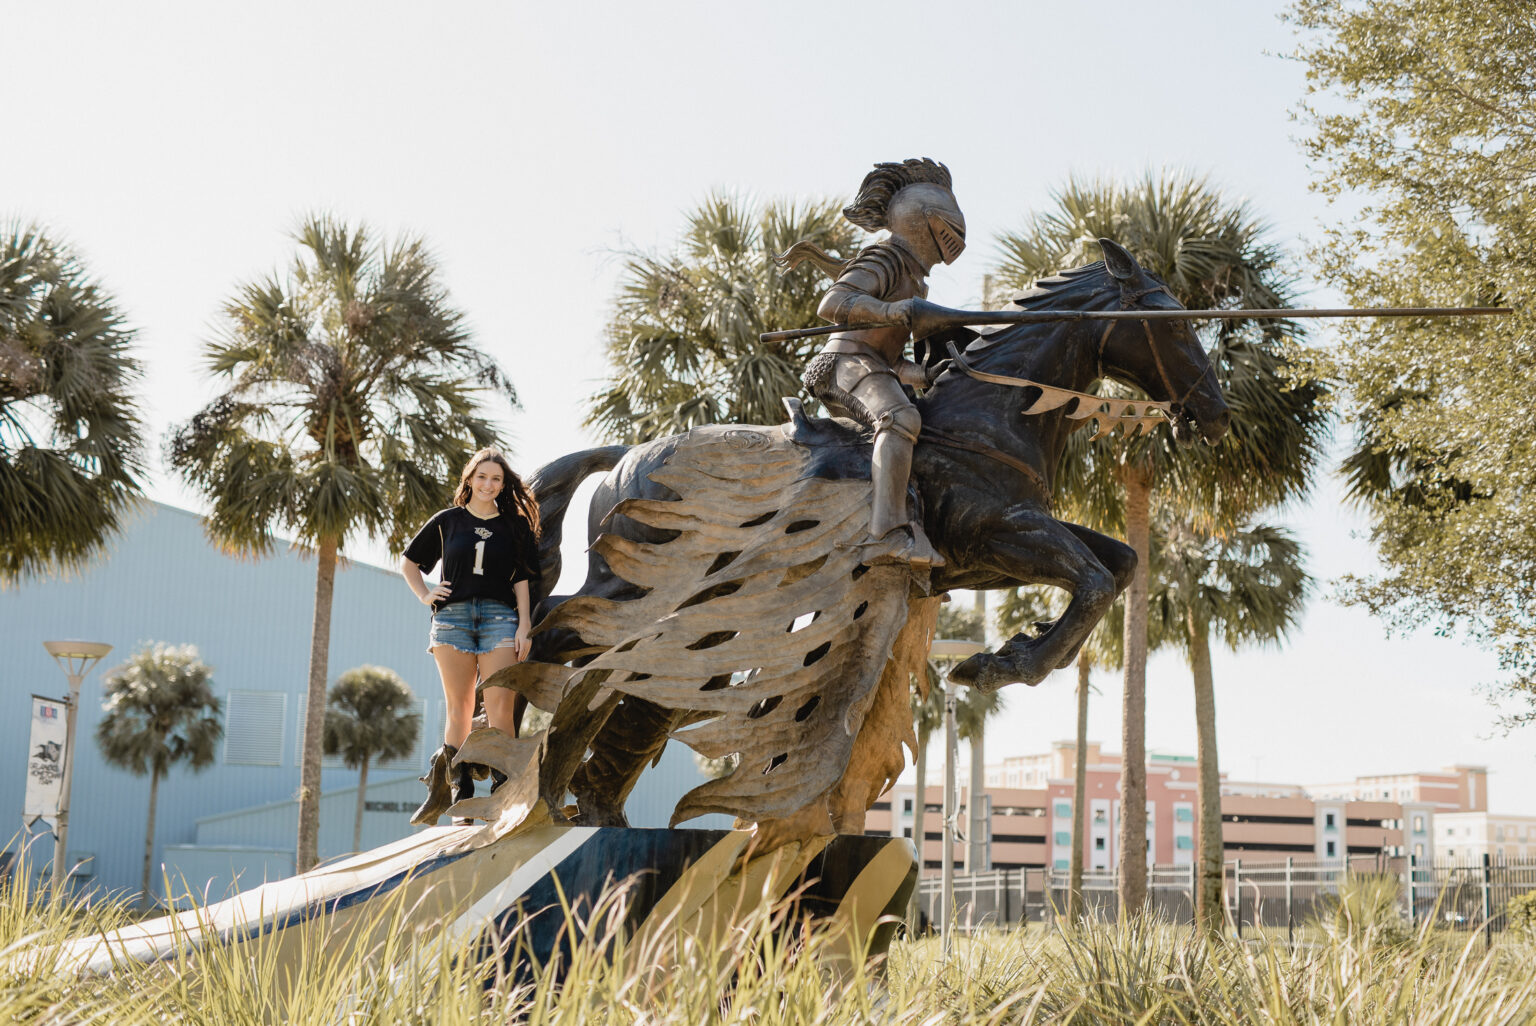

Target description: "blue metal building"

left=1, top=501, right=716, bottom=900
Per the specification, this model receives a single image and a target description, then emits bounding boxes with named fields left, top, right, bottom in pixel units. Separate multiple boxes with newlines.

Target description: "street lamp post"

left=42, top=640, right=112, bottom=893
left=929, top=638, right=985, bottom=956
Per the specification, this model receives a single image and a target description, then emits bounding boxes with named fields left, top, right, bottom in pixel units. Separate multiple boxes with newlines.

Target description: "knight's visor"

left=929, top=213, right=966, bottom=265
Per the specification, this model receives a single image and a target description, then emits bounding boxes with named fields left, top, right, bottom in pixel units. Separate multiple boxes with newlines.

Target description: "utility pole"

left=42, top=640, right=112, bottom=894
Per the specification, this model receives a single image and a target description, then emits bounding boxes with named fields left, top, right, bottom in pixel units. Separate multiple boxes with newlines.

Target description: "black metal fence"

left=914, top=854, right=1536, bottom=941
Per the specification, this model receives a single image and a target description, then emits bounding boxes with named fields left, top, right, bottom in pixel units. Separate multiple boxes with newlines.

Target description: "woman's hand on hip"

left=422, top=581, right=452, bottom=607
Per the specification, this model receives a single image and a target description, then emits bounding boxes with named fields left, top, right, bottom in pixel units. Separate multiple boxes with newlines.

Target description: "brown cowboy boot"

left=409, top=744, right=458, bottom=826
left=451, top=761, right=477, bottom=826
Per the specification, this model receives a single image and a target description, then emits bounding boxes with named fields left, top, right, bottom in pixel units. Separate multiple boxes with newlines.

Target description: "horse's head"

left=1096, top=239, right=1230, bottom=445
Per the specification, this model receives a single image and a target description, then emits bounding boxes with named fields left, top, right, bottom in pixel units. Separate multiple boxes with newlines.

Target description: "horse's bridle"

left=921, top=283, right=1207, bottom=505
left=1100, top=283, right=1207, bottom=414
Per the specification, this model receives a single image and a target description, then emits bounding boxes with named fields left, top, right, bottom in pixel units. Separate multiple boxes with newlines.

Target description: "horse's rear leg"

left=1035, top=522, right=1137, bottom=669
left=948, top=511, right=1119, bottom=691
left=569, top=697, right=682, bottom=827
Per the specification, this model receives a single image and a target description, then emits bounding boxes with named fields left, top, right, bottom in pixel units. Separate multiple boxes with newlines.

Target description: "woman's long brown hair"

left=453, top=447, right=540, bottom=536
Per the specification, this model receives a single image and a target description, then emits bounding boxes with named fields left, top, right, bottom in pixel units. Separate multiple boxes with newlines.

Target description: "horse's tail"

left=529, top=444, right=628, bottom=607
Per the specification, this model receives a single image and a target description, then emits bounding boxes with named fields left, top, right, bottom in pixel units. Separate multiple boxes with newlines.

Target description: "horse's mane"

left=1006, top=261, right=1118, bottom=312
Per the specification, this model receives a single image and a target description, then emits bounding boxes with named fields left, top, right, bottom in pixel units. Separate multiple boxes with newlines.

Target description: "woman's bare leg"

left=432, top=645, right=480, bottom=749
left=478, top=645, right=522, bottom=737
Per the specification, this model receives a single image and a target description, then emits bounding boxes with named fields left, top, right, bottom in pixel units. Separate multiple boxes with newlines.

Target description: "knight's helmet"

left=842, top=158, right=966, bottom=266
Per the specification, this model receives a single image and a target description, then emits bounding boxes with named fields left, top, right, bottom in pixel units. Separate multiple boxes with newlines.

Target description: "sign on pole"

left=24, top=695, right=68, bottom=829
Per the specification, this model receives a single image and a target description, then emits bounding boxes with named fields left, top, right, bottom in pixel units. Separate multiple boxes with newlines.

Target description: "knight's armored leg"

left=870, top=409, right=919, bottom=539
left=844, top=366, right=943, bottom=568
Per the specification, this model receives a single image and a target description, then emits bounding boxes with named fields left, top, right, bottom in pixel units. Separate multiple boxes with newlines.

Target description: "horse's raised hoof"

left=947, top=652, right=986, bottom=687
left=948, top=652, right=1047, bottom=692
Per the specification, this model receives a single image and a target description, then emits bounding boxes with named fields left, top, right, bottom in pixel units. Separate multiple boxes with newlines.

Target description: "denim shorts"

left=428, top=597, right=520, bottom=655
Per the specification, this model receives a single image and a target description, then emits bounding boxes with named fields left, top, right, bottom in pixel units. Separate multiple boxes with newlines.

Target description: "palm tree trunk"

left=353, top=756, right=370, bottom=853
left=966, top=728, right=987, bottom=871
left=1188, top=609, right=1224, bottom=936
left=296, top=534, right=339, bottom=872
left=140, top=763, right=161, bottom=910
left=1069, top=652, right=1090, bottom=922
left=1117, top=459, right=1152, bottom=921
left=913, top=728, right=928, bottom=868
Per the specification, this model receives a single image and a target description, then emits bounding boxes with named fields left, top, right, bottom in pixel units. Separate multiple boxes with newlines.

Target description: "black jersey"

left=403, top=506, right=539, bottom=611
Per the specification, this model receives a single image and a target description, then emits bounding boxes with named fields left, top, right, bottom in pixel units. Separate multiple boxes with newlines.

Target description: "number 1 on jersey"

left=472, top=539, right=486, bottom=575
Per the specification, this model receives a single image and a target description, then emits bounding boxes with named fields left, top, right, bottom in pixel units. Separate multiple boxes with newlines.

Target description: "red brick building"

left=865, top=741, right=1476, bottom=872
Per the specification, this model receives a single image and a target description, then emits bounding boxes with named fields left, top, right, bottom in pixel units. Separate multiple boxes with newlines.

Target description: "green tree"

left=169, top=217, right=514, bottom=871
left=1151, top=522, right=1309, bottom=935
left=997, top=591, right=1127, bottom=921
left=1, top=224, right=143, bottom=583
left=323, top=666, right=421, bottom=852
left=992, top=171, right=1328, bottom=916
left=95, top=643, right=222, bottom=908
left=585, top=195, right=862, bottom=443
left=1289, top=0, right=1536, bottom=719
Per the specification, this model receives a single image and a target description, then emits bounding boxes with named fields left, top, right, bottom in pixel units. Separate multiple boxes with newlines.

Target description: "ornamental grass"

left=2, top=856, right=1533, bottom=1025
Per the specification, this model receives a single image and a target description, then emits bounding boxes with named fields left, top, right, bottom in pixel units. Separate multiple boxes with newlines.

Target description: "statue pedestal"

left=58, top=826, right=917, bottom=988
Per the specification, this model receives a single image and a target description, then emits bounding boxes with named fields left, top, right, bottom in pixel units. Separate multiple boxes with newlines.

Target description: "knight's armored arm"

left=895, top=359, right=932, bottom=388
left=818, top=264, right=913, bottom=328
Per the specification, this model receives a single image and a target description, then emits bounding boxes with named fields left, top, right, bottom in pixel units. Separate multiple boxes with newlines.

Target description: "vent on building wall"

left=223, top=690, right=287, bottom=766
left=294, top=693, right=428, bottom=772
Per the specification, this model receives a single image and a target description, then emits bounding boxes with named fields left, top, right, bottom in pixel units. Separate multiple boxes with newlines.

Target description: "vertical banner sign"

left=24, top=695, right=68, bottom=828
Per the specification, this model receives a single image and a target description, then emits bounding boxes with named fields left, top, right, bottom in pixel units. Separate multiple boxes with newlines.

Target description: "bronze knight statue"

left=782, top=158, right=966, bottom=569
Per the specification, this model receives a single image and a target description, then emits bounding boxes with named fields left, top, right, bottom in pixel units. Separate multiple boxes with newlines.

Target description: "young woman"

left=400, top=447, right=540, bottom=824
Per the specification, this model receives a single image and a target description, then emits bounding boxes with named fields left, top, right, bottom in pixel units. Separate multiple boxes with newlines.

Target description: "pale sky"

left=7, top=1, right=1530, bottom=811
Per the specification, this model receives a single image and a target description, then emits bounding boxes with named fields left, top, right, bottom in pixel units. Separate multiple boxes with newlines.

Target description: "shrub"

left=1508, top=889, right=1536, bottom=935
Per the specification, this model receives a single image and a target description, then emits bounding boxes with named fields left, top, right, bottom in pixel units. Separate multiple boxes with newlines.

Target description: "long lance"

left=757, top=306, right=1511, bottom=344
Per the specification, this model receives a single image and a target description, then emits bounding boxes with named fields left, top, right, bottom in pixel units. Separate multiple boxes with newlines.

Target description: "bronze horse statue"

left=519, top=240, right=1230, bottom=828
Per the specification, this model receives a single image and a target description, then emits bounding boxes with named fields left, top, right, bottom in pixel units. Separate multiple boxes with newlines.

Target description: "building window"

left=1094, top=837, right=1106, bottom=851
left=1413, top=815, right=1424, bottom=833
left=1324, top=812, right=1336, bottom=830
left=1054, top=831, right=1071, bottom=846
left=903, top=798, right=913, bottom=813
left=1093, top=809, right=1107, bottom=824
left=1496, top=827, right=1504, bottom=842
left=1325, top=840, right=1337, bottom=858
left=1054, top=858, right=1070, bottom=870
left=1176, top=836, right=1193, bottom=850
left=1054, top=801, right=1072, bottom=818
left=1414, top=843, right=1424, bottom=857
left=1175, top=807, right=1194, bottom=823
left=903, top=827, right=912, bottom=838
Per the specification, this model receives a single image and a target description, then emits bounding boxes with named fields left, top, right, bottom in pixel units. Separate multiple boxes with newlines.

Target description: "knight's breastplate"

left=828, top=271, right=927, bottom=365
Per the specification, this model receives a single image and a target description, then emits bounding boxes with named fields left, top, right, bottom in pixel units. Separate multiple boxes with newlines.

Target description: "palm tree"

left=934, top=603, right=1004, bottom=872
left=909, top=669, right=944, bottom=871
left=1, top=223, right=144, bottom=583
left=585, top=194, right=863, bottom=443
left=168, top=216, right=514, bottom=871
left=1150, top=521, right=1308, bottom=935
left=95, top=643, right=222, bottom=908
left=996, top=589, right=1130, bottom=921
left=956, top=683, right=1004, bottom=872
left=323, top=666, right=421, bottom=852
left=992, top=171, right=1328, bottom=917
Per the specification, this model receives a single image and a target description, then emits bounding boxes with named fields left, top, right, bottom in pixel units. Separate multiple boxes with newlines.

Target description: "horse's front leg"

left=947, top=509, right=1124, bottom=692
